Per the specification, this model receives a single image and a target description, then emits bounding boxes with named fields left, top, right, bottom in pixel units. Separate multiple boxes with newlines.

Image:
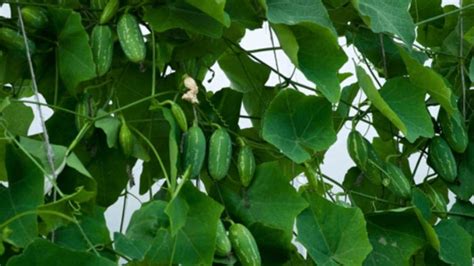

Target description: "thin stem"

left=66, top=122, right=93, bottom=155
left=130, top=126, right=172, bottom=192
left=94, top=91, right=177, bottom=121
left=17, top=3, right=59, bottom=196
left=224, top=38, right=317, bottom=93
left=151, top=31, right=157, bottom=96
left=119, top=188, right=128, bottom=233
left=0, top=210, right=75, bottom=229
left=433, top=210, right=474, bottom=219
left=415, top=3, right=474, bottom=26
left=6, top=130, right=64, bottom=197
left=379, top=33, right=388, bottom=77
left=12, top=99, right=84, bottom=118
left=247, top=47, right=282, bottom=53
left=268, top=24, right=282, bottom=84
left=460, top=0, right=467, bottom=119
left=349, top=190, right=403, bottom=206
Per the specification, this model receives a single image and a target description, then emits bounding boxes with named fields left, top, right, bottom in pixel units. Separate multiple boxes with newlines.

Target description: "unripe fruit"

left=428, top=136, right=457, bottom=182
left=183, top=124, right=206, bottom=178
left=238, top=145, right=256, bottom=187
left=208, top=128, right=232, bottom=181
left=215, top=220, right=232, bottom=257
left=117, top=14, right=146, bottom=63
left=119, top=121, right=134, bottom=157
left=229, top=223, right=261, bottom=266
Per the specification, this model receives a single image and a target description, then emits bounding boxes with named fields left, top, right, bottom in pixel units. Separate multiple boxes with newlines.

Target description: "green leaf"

left=87, top=140, right=133, bottom=207
left=333, top=83, right=359, bottom=132
left=6, top=239, right=115, bottom=266
left=94, top=110, right=121, bottom=148
left=293, top=24, right=347, bottom=103
left=379, top=77, right=434, bottom=142
left=54, top=207, right=113, bottom=260
left=161, top=108, right=179, bottom=184
left=37, top=187, right=94, bottom=232
left=243, top=86, right=278, bottom=130
left=49, top=8, right=96, bottom=94
left=296, top=192, right=372, bottom=265
left=209, top=88, right=243, bottom=132
left=165, top=194, right=189, bottom=237
left=142, top=183, right=224, bottom=265
left=265, top=0, right=336, bottom=34
left=143, top=3, right=224, bottom=38
left=272, top=24, right=299, bottom=64
left=356, top=66, right=405, bottom=132
left=449, top=142, right=474, bottom=200
left=0, top=144, right=43, bottom=248
left=19, top=137, right=66, bottom=175
left=218, top=50, right=271, bottom=93
left=351, top=28, right=407, bottom=78
left=411, top=188, right=433, bottom=221
left=363, top=208, right=431, bottom=266
left=2, top=101, right=34, bottom=136
left=248, top=223, right=294, bottom=264
left=435, top=219, right=472, bottom=266
left=185, top=0, right=231, bottom=27
left=450, top=200, right=474, bottom=254
left=225, top=0, right=264, bottom=29
left=19, top=137, right=92, bottom=178
left=114, top=201, right=169, bottom=261
left=343, top=167, right=394, bottom=213
left=262, top=89, right=337, bottom=163
left=217, top=161, right=308, bottom=237
left=399, top=47, right=457, bottom=114
left=352, top=0, right=415, bottom=46
left=65, top=153, right=92, bottom=178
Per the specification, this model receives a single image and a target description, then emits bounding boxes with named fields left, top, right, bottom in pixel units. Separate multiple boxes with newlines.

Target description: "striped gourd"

left=99, top=0, right=118, bottom=24
left=91, top=0, right=109, bottom=9
left=0, top=28, right=36, bottom=55
left=438, top=109, right=468, bottom=153
left=117, top=14, right=146, bottom=63
left=229, top=223, right=261, bottom=266
left=347, top=130, right=369, bottom=170
left=75, top=94, right=96, bottom=139
left=428, top=137, right=457, bottom=182
left=170, top=102, right=188, bottom=132
left=215, top=220, right=232, bottom=257
left=119, top=121, right=134, bottom=157
left=238, top=145, right=256, bottom=187
left=91, top=25, right=113, bottom=76
left=424, top=184, right=447, bottom=217
left=208, top=128, right=232, bottom=181
left=384, top=163, right=412, bottom=198
left=363, top=139, right=384, bottom=185
left=183, top=123, right=206, bottom=178
left=21, top=7, right=48, bottom=30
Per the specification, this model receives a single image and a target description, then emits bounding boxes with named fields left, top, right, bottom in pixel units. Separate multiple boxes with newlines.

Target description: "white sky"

left=0, top=0, right=466, bottom=241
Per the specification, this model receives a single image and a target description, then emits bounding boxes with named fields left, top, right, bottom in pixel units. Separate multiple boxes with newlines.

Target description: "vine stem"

left=460, top=0, right=467, bottom=119
left=130, top=126, right=173, bottom=193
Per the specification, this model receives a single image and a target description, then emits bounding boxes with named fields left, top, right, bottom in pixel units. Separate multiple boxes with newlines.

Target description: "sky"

left=0, top=0, right=465, bottom=240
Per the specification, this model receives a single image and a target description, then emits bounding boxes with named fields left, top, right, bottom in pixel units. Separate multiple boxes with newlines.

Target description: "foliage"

left=0, top=0, right=473, bottom=265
